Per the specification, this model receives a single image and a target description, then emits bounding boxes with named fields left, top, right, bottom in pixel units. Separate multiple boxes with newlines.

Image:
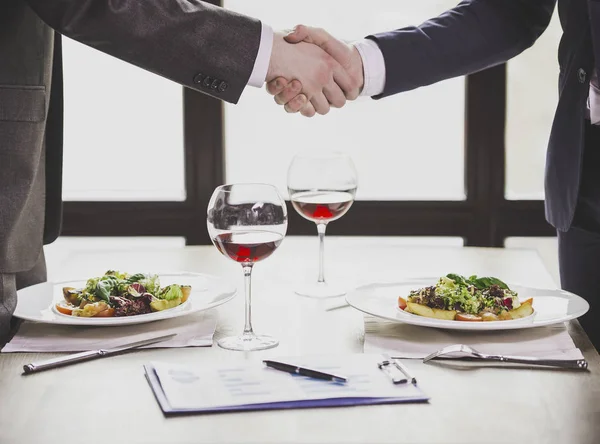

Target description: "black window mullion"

left=182, top=88, right=224, bottom=245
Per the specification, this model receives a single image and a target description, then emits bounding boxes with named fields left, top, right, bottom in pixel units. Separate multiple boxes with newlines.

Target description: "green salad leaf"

left=445, top=273, right=509, bottom=290
left=159, top=284, right=183, bottom=301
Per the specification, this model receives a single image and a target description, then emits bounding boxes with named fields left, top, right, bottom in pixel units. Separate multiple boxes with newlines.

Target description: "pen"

left=263, top=360, right=347, bottom=383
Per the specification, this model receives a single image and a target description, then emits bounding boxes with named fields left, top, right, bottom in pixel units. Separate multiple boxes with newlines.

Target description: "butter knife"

left=22, top=333, right=176, bottom=375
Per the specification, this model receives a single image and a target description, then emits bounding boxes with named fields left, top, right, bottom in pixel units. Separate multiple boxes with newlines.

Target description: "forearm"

left=369, top=0, right=556, bottom=98
left=589, top=0, right=600, bottom=76
left=26, top=0, right=262, bottom=103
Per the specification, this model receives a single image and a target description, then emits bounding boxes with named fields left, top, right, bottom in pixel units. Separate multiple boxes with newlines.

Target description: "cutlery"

left=422, top=344, right=588, bottom=369
left=22, top=333, right=176, bottom=375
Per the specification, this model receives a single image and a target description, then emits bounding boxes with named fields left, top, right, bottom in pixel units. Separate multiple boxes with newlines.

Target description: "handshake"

left=265, top=25, right=364, bottom=118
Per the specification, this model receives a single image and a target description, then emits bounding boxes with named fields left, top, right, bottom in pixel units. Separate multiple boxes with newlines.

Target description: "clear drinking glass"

left=287, top=151, right=358, bottom=298
left=207, top=183, right=287, bottom=351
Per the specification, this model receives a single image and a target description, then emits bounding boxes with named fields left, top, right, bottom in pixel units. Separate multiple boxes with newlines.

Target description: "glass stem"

left=317, top=223, right=327, bottom=284
left=242, top=264, right=254, bottom=336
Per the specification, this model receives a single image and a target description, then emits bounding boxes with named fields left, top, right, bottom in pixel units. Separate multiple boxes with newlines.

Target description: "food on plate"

left=398, top=274, right=533, bottom=322
left=57, top=270, right=191, bottom=318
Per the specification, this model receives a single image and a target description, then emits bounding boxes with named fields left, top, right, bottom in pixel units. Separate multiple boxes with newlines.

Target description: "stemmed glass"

left=207, top=183, right=287, bottom=351
left=287, top=151, right=358, bottom=298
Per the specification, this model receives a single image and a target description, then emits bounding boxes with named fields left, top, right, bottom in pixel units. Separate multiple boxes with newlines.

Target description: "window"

left=60, top=1, right=558, bottom=246
left=61, top=38, right=185, bottom=201
left=224, top=0, right=465, bottom=201
left=506, top=10, right=562, bottom=200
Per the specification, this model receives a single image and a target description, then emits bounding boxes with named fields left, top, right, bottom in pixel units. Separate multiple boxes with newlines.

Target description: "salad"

left=56, top=270, right=191, bottom=318
left=398, top=274, right=533, bottom=322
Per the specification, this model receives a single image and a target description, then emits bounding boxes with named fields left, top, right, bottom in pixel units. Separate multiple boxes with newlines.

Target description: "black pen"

left=263, top=360, right=348, bottom=383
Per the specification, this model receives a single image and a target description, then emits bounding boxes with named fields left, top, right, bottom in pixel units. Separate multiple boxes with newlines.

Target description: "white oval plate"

left=345, top=278, right=589, bottom=331
left=14, top=272, right=236, bottom=326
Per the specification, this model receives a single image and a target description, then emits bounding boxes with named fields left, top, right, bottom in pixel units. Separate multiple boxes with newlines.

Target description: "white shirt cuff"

left=247, top=22, right=273, bottom=88
left=589, top=71, right=600, bottom=125
left=353, top=38, right=386, bottom=97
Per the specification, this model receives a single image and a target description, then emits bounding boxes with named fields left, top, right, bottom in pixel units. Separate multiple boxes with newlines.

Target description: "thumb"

left=286, top=26, right=350, bottom=65
left=284, top=24, right=312, bottom=43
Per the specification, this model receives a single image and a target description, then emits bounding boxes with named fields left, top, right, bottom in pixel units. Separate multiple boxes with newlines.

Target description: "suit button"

left=202, top=76, right=212, bottom=87
left=578, top=68, right=587, bottom=83
left=218, top=81, right=229, bottom=92
left=211, top=79, right=220, bottom=90
left=193, top=73, right=204, bottom=84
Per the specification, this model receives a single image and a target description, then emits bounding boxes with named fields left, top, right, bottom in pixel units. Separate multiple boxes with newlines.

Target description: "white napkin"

left=363, top=315, right=584, bottom=360
left=1, top=310, right=217, bottom=353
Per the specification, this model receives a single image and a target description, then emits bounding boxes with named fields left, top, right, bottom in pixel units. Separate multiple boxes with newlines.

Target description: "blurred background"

left=48, top=1, right=562, bottom=283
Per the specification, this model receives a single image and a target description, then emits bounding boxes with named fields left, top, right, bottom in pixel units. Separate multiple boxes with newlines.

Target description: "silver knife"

left=22, top=333, right=176, bottom=375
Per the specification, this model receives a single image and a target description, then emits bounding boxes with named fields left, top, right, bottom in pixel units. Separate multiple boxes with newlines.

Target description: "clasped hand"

left=266, top=25, right=364, bottom=117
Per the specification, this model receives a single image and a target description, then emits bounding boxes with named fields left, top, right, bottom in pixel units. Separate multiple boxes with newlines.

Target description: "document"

left=144, top=354, right=428, bottom=414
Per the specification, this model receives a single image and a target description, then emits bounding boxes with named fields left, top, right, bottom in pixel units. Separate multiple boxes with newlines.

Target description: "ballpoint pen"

left=263, top=360, right=348, bottom=383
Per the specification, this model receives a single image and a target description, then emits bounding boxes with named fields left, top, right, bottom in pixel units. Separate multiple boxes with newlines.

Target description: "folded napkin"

left=363, top=315, right=584, bottom=360
left=1, top=310, right=217, bottom=353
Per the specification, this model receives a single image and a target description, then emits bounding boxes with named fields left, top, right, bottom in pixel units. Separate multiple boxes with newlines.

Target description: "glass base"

left=294, top=282, right=346, bottom=298
left=217, top=333, right=279, bottom=351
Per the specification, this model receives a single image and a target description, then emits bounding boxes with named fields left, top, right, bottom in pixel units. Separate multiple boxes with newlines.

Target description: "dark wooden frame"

left=62, top=64, right=555, bottom=246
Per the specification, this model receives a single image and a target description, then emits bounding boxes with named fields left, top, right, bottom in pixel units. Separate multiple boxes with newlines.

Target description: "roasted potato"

left=406, top=302, right=457, bottom=320
left=508, top=298, right=534, bottom=319
left=62, top=287, right=82, bottom=306
left=181, top=285, right=192, bottom=303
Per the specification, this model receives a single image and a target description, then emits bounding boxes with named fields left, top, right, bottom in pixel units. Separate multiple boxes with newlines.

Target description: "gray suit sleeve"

left=25, top=0, right=263, bottom=104
left=369, top=0, right=556, bottom=98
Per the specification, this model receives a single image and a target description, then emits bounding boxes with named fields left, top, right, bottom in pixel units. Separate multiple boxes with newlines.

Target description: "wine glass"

left=207, top=183, right=287, bottom=351
left=287, top=151, right=358, bottom=298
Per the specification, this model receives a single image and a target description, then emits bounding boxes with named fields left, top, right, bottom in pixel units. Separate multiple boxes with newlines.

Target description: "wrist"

left=266, top=31, right=286, bottom=82
left=350, top=46, right=365, bottom=94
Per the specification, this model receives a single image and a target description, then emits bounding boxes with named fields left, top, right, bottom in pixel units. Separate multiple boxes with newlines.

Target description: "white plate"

left=345, top=278, right=589, bottom=331
left=14, top=272, right=236, bottom=326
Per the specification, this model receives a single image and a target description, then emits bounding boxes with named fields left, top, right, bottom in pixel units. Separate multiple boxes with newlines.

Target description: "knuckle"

left=291, top=95, right=307, bottom=111
left=290, top=80, right=302, bottom=94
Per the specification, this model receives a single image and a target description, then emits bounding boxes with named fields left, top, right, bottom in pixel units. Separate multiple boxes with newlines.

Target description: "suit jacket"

left=0, top=0, right=261, bottom=275
left=368, top=0, right=598, bottom=232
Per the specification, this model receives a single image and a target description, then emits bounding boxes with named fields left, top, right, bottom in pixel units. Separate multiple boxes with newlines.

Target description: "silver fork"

left=422, top=344, right=588, bottom=370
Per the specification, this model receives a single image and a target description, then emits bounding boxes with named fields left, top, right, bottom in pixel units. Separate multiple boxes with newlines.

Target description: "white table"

left=1, top=237, right=598, bottom=444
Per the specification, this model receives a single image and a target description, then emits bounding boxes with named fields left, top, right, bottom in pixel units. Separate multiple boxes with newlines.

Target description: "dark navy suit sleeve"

left=368, top=0, right=556, bottom=98
left=589, top=0, right=600, bottom=75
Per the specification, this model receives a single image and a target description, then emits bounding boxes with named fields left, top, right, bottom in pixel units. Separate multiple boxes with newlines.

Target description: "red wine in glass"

left=212, top=231, right=283, bottom=264
left=290, top=190, right=355, bottom=223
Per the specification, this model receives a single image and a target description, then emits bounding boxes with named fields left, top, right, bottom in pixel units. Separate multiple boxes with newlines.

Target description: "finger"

left=284, top=94, right=308, bottom=113
left=310, top=93, right=330, bottom=115
left=331, top=64, right=356, bottom=99
left=274, top=80, right=303, bottom=105
left=300, top=102, right=316, bottom=118
left=323, top=82, right=346, bottom=109
left=266, top=77, right=289, bottom=96
left=284, top=24, right=311, bottom=44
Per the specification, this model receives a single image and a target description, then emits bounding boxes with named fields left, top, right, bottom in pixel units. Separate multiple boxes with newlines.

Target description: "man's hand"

left=267, top=25, right=364, bottom=116
left=267, top=31, right=354, bottom=116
